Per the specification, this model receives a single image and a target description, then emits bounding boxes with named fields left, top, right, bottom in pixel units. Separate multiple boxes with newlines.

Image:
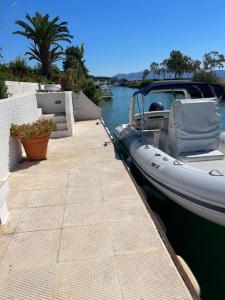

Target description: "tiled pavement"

left=0, top=120, right=194, bottom=299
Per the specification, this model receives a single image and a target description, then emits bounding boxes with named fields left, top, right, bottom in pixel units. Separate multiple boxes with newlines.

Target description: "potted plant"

left=10, top=119, right=56, bottom=161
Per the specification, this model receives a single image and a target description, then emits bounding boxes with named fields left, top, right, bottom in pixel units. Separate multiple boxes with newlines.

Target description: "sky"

left=1, top=0, right=225, bottom=76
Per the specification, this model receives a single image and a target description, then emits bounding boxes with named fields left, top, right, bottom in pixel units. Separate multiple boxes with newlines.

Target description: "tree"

left=150, top=62, right=160, bottom=79
left=13, top=12, right=73, bottom=78
left=142, top=69, right=150, bottom=80
left=166, top=50, right=189, bottom=79
left=63, top=44, right=88, bottom=80
left=191, top=60, right=201, bottom=73
left=159, top=59, right=168, bottom=79
left=203, top=51, right=225, bottom=70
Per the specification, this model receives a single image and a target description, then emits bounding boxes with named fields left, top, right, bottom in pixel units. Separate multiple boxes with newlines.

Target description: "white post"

left=65, top=92, right=75, bottom=136
left=129, top=96, right=136, bottom=126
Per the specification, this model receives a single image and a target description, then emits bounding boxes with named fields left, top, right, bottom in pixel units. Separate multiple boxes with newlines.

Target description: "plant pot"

left=21, top=135, right=50, bottom=161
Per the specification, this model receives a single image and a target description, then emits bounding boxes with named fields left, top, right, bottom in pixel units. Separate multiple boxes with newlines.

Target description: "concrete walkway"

left=0, top=120, right=196, bottom=299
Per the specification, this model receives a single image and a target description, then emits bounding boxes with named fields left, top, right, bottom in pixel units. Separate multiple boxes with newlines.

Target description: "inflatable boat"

left=114, top=82, right=225, bottom=227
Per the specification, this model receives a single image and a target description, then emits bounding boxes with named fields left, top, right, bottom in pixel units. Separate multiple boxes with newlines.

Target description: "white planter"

left=44, top=84, right=61, bottom=92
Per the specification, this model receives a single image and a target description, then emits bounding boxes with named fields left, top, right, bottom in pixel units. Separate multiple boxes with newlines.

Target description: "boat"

left=114, top=81, right=225, bottom=227
left=99, top=84, right=113, bottom=99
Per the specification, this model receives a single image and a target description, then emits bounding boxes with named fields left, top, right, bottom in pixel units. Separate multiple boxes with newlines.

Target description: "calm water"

left=100, top=85, right=225, bottom=300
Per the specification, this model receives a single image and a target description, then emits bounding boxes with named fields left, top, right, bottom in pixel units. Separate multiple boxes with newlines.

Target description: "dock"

left=0, top=120, right=198, bottom=299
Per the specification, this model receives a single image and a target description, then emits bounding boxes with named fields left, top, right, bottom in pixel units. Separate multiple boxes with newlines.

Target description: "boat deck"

left=188, top=156, right=225, bottom=173
left=0, top=120, right=197, bottom=299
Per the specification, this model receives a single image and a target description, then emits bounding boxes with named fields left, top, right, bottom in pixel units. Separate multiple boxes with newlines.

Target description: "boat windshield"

left=135, top=90, right=186, bottom=113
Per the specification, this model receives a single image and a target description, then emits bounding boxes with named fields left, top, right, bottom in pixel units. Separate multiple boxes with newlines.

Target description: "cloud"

left=12, top=1, right=17, bottom=6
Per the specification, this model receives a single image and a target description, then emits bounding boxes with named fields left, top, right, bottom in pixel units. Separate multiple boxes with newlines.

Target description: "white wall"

left=0, top=94, right=38, bottom=180
left=36, top=92, right=66, bottom=114
left=73, top=92, right=101, bottom=121
left=6, top=81, right=39, bottom=97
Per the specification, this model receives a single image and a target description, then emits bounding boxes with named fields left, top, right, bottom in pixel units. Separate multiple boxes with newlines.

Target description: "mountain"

left=114, top=70, right=225, bottom=81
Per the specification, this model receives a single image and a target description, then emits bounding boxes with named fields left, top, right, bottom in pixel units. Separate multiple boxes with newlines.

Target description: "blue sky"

left=1, top=0, right=225, bottom=76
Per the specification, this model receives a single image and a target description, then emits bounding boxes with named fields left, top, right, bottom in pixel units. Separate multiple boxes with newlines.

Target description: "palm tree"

left=13, top=12, right=73, bottom=77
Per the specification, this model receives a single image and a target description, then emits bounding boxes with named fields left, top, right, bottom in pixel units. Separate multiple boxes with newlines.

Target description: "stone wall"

left=73, top=92, right=101, bottom=121
left=5, top=81, right=39, bottom=97
left=0, top=94, right=39, bottom=180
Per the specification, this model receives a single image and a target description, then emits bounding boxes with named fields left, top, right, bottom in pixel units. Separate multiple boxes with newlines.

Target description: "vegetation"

left=142, top=69, right=150, bottom=80
left=61, top=44, right=100, bottom=103
left=60, top=69, right=75, bottom=91
left=203, top=51, right=225, bottom=70
left=0, top=79, right=8, bottom=99
left=117, top=49, right=225, bottom=88
left=13, top=12, right=73, bottom=77
left=10, top=119, right=56, bottom=139
left=0, top=11, right=101, bottom=103
left=119, top=79, right=153, bottom=89
left=148, top=50, right=202, bottom=79
left=192, top=70, right=217, bottom=83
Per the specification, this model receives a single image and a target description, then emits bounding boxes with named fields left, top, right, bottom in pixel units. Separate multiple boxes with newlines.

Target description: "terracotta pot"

left=21, top=135, right=50, bottom=161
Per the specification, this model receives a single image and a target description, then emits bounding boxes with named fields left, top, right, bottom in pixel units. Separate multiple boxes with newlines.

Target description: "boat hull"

left=114, top=125, right=225, bottom=227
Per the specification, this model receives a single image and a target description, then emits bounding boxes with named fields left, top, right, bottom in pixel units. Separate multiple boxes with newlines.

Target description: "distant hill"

left=114, top=70, right=225, bottom=81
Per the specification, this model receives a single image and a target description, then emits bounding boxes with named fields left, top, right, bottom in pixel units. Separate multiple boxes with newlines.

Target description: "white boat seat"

left=179, top=149, right=224, bottom=162
left=168, top=98, right=221, bottom=157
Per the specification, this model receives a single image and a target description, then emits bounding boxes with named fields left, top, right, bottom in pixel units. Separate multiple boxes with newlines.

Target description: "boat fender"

left=177, top=255, right=201, bottom=297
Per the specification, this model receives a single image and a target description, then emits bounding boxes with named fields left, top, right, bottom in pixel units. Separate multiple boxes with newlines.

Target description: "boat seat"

left=178, top=149, right=224, bottom=162
left=168, top=98, right=221, bottom=157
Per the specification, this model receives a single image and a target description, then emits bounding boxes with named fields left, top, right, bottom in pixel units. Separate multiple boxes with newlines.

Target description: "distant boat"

left=99, top=84, right=113, bottom=99
left=115, top=81, right=225, bottom=227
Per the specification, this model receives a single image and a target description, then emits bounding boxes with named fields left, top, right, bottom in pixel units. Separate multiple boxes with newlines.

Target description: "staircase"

left=41, top=113, right=70, bottom=138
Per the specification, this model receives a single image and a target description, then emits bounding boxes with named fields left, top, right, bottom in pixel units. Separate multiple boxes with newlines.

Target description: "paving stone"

left=0, top=264, right=56, bottom=300
left=110, top=220, right=162, bottom=255
left=2, top=229, right=61, bottom=270
left=66, top=186, right=103, bottom=204
left=59, top=224, right=113, bottom=262
left=54, top=258, right=122, bottom=300
left=28, top=189, right=67, bottom=207
left=17, top=206, right=64, bottom=232
left=114, top=253, right=192, bottom=300
left=63, top=202, right=108, bottom=227
left=34, top=175, right=68, bottom=190
left=6, top=190, right=31, bottom=209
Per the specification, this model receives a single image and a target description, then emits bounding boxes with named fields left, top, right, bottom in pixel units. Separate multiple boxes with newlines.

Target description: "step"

left=41, top=114, right=66, bottom=123
left=51, top=130, right=70, bottom=139
left=56, top=122, right=67, bottom=131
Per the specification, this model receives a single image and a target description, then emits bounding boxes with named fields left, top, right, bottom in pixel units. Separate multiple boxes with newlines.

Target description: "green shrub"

left=0, top=80, right=8, bottom=99
left=192, top=70, right=217, bottom=83
left=60, top=69, right=75, bottom=91
left=9, top=56, right=30, bottom=78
